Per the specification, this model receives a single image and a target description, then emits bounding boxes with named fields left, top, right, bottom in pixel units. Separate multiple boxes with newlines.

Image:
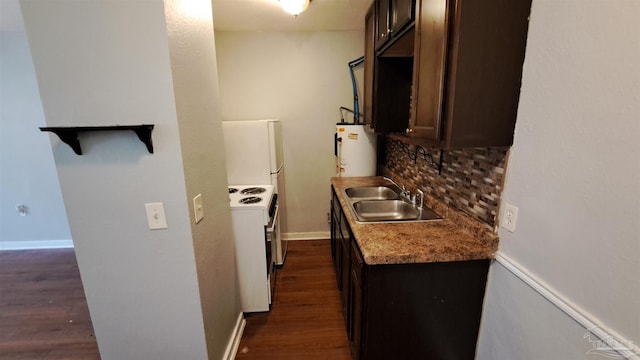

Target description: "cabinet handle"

left=406, top=128, right=413, bottom=134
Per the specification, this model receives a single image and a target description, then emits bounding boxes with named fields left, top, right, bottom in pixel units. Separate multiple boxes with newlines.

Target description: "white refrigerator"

left=335, top=123, right=377, bottom=177
left=222, top=119, right=288, bottom=265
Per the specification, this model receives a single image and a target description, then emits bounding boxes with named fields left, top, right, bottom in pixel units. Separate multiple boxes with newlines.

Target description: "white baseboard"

left=0, top=239, right=74, bottom=251
left=282, top=232, right=330, bottom=241
left=495, top=252, right=640, bottom=360
left=223, top=312, right=245, bottom=360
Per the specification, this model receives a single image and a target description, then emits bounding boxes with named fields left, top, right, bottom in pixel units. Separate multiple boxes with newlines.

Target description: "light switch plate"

left=501, top=203, right=518, bottom=233
left=193, top=194, right=204, bottom=223
left=145, top=202, right=168, bottom=230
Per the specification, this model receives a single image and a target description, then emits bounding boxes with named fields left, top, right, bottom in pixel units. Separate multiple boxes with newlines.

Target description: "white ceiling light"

left=280, top=0, right=310, bottom=16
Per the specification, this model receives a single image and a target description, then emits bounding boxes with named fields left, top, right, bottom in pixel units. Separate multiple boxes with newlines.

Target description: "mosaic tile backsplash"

left=382, top=137, right=509, bottom=230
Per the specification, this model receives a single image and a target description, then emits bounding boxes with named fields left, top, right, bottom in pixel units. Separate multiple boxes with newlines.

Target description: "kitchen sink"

left=342, top=184, right=442, bottom=223
left=344, top=186, right=400, bottom=200
left=351, top=200, right=442, bottom=222
left=353, top=200, right=419, bottom=221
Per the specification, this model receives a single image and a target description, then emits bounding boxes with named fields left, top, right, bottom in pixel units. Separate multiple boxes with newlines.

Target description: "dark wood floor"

left=0, top=240, right=349, bottom=360
left=0, top=248, right=100, bottom=360
left=236, top=240, right=351, bottom=359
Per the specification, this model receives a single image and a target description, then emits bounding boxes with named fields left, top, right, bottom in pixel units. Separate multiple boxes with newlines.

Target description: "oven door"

left=265, top=205, right=279, bottom=304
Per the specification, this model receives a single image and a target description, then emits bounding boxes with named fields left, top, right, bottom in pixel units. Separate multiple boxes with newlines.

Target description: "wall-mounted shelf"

left=40, top=125, right=155, bottom=155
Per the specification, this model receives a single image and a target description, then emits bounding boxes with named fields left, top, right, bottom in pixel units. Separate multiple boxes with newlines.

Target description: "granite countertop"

left=331, top=176, right=499, bottom=265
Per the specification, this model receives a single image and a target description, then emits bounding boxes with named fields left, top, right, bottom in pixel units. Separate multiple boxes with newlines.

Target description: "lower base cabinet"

left=331, top=186, right=489, bottom=359
left=349, top=239, right=364, bottom=360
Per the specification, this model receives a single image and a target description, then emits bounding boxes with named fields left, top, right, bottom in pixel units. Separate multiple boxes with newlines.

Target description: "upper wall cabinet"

left=375, top=0, right=416, bottom=51
left=391, top=0, right=414, bottom=35
left=364, top=0, right=415, bottom=133
left=365, top=0, right=532, bottom=148
left=408, top=0, right=532, bottom=148
left=363, top=4, right=375, bottom=130
left=375, top=0, right=391, bottom=48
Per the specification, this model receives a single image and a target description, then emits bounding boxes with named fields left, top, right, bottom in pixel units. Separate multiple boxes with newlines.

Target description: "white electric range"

left=229, top=185, right=278, bottom=312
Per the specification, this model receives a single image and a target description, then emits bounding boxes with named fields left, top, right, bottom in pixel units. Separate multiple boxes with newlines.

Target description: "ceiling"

left=0, top=0, right=372, bottom=33
left=211, top=0, right=373, bottom=31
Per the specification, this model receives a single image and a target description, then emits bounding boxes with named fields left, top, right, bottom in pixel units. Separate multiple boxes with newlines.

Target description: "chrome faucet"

left=398, top=184, right=414, bottom=203
left=383, top=177, right=402, bottom=191
left=383, top=177, right=408, bottom=197
left=383, top=177, right=424, bottom=208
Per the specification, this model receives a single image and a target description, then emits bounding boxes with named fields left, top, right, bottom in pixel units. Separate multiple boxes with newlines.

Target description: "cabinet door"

left=334, top=229, right=343, bottom=291
left=391, top=0, right=414, bottom=34
left=363, top=4, right=375, bottom=129
left=339, top=211, right=351, bottom=321
left=331, top=189, right=341, bottom=267
left=374, top=57, right=414, bottom=133
left=375, top=0, right=391, bottom=49
left=349, top=240, right=364, bottom=360
left=331, top=214, right=341, bottom=265
left=408, top=0, right=449, bottom=140
left=441, top=0, right=531, bottom=147
left=349, top=265, right=363, bottom=359
left=340, top=233, right=350, bottom=323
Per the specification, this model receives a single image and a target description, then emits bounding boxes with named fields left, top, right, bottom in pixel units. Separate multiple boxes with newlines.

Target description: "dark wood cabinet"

left=361, top=260, right=489, bottom=359
left=375, top=0, right=391, bottom=49
left=339, top=210, right=351, bottom=321
left=363, top=4, right=375, bottom=130
left=376, top=0, right=416, bottom=51
left=365, top=0, right=531, bottom=148
left=366, top=0, right=415, bottom=133
left=408, top=0, right=532, bottom=147
left=330, top=195, right=339, bottom=267
left=373, top=57, right=414, bottom=133
left=330, top=186, right=490, bottom=359
left=331, top=190, right=354, bottom=325
left=391, top=0, right=414, bottom=35
left=406, top=0, right=448, bottom=141
left=349, top=239, right=364, bottom=360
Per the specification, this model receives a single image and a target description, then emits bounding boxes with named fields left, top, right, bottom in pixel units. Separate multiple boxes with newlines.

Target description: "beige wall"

left=477, top=0, right=640, bottom=358
left=215, top=30, right=364, bottom=237
left=164, top=1, right=241, bottom=358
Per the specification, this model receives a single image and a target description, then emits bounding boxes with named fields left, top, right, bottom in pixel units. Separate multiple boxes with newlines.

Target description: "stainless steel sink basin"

left=350, top=200, right=442, bottom=223
left=341, top=182, right=442, bottom=223
left=344, top=186, right=400, bottom=200
left=353, top=200, right=418, bottom=221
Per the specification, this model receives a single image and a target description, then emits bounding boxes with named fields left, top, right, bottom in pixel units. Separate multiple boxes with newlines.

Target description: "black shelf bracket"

left=414, top=145, right=444, bottom=175
left=394, top=139, right=444, bottom=175
left=40, top=125, right=155, bottom=155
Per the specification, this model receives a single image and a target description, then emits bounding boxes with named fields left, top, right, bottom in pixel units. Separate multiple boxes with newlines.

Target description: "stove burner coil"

left=229, top=188, right=239, bottom=194
left=239, top=196, right=262, bottom=204
left=241, top=187, right=266, bottom=195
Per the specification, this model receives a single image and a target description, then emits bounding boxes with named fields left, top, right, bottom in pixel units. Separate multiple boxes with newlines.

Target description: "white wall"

left=214, top=31, right=364, bottom=237
left=0, top=2, right=71, bottom=249
left=477, top=1, right=640, bottom=359
left=163, top=1, right=242, bottom=358
left=20, top=0, right=238, bottom=358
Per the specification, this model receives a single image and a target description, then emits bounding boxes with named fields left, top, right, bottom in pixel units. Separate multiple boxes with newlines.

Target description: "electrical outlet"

left=193, top=194, right=204, bottom=223
left=145, top=202, right=168, bottom=230
left=501, top=203, right=519, bottom=233
left=16, top=205, right=29, bottom=217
